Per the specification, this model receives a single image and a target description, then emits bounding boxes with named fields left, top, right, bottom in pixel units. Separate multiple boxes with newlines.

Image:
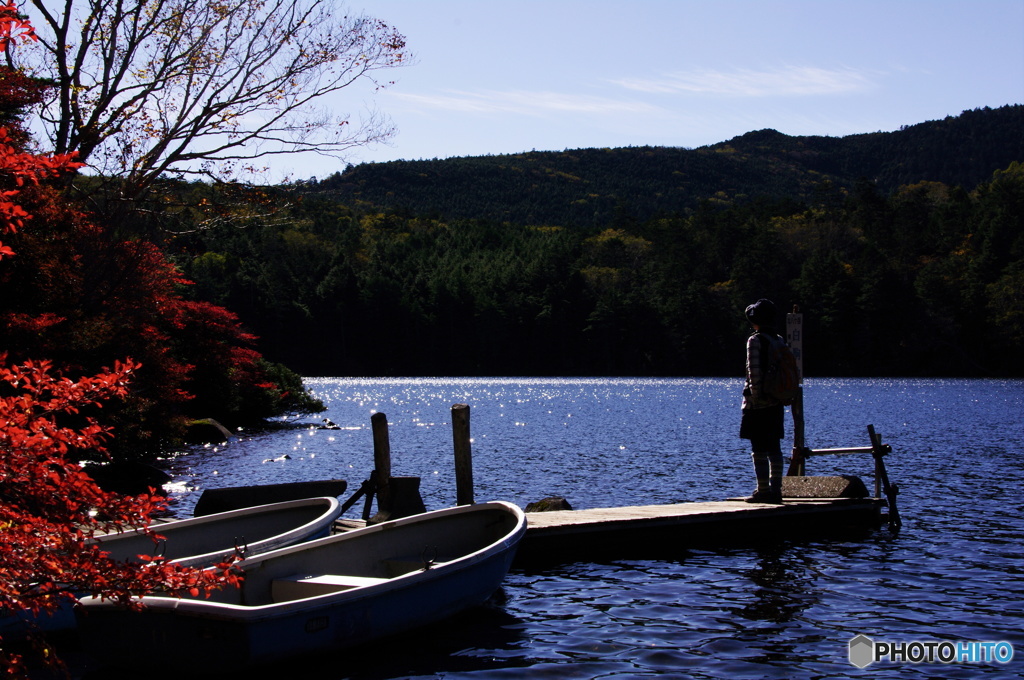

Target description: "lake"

left=158, top=378, right=1023, bottom=679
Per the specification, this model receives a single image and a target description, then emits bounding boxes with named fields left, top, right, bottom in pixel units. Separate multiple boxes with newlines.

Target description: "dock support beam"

left=452, top=404, right=474, bottom=505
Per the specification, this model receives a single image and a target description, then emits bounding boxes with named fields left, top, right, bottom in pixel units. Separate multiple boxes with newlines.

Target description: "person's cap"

left=744, top=298, right=777, bottom=326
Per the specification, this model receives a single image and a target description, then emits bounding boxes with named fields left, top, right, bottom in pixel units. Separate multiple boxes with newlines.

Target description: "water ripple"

left=159, top=378, right=1024, bottom=679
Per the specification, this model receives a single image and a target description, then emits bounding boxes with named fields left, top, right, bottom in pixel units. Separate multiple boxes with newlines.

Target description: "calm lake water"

left=156, top=378, right=1023, bottom=679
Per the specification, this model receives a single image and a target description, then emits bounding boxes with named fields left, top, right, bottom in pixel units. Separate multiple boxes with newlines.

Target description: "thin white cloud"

left=389, top=89, right=664, bottom=116
left=613, top=66, right=876, bottom=97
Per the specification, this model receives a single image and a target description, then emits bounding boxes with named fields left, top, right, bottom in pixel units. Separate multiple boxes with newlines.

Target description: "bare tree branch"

left=17, top=0, right=409, bottom=201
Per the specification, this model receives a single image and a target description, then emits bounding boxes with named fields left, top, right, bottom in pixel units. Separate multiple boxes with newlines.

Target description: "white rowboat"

left=93, top=496, right=344, bottom=567
left=77, top=501, right=526, bottom=670
left=1, top=496, right=342, bottom=636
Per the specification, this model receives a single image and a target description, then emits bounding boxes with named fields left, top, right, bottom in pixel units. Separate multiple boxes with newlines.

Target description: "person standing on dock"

left=740, top=298, right=785, bottom=504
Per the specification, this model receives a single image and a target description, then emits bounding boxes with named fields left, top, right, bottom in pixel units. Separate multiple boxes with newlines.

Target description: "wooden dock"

left=335, top=495, right=888, bottom=567
left=330, top=409, right=898, bottom=567
left=514, top=497, right=886, bottom=565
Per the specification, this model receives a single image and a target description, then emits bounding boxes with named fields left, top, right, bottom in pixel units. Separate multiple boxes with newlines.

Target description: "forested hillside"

left=308, top=105, right=1024, bottom=228
left=169, top=106, right=1024, bottom=378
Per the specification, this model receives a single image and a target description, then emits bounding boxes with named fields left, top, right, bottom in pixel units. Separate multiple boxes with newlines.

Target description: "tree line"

left=173, top=160, right=1024, bottom=378
left=309, top=105, right=1024, bottom=228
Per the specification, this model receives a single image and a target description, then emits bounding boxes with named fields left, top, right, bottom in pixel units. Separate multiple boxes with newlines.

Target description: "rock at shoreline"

left=526, top=496, right=573, bottom=512
left=185, top=418, right=235, bottom=444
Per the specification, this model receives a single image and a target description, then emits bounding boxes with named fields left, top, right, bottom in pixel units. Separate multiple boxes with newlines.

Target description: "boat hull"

left=2, top=497, right=342, bottom=637
left=93, top=496, right=344, bottom=567
left=77, top=501, right=526, bottom=670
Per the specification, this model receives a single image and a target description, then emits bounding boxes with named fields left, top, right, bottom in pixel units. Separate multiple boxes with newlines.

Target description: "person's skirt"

left=740, top=404, right=784, bottom=440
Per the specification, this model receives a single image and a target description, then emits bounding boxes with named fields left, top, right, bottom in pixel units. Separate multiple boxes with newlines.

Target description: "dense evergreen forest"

left=168, top=105, right=1024, bottom=378
left=311, top=105, right=1024, bottom=227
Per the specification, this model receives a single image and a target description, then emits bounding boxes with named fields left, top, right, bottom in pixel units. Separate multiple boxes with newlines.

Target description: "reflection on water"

left=153, top=378, right=1023, bottom=679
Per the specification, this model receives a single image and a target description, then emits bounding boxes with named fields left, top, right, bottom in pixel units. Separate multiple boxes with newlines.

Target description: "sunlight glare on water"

left=159, top=378, right=1024, bottom=680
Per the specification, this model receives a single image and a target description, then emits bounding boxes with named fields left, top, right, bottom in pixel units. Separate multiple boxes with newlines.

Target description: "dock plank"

left=333, top=497, right=887, bottom=566
left=524, top=501, right=749, bottom=528
left=524, top=498, right=871, bottom=530
left=515, top=498, right=886, bottom=565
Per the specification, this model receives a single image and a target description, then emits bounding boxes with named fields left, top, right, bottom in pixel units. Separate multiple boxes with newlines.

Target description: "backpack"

left=758, top=332, right=800, bottom=405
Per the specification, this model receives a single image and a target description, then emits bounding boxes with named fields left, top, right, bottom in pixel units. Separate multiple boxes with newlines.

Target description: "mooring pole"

left=370, top=412, right=392, bottom=516
left=787, top=306, right=807, bottom=476
left=451, top=404, right=475, bottom=505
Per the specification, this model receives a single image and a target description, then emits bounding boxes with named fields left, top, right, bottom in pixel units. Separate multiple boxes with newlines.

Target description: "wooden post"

left=786, top=306, right=807, bottom=476
left=789, top=389, right=806, bottom=476
left=787, top=305, right=804, bottom=383
left=451, top=404, right=474, bottom=505
left=370, top=412, right=392, bottom=515
left=868, top=425, right=883, bottom=499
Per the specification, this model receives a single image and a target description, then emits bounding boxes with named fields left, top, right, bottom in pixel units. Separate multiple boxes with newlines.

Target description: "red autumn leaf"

left=0, top=10, right=244, bottom=675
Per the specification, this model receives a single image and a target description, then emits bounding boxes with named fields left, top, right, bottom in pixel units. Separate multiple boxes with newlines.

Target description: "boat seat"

left=271, top=573, right=387, bottom=602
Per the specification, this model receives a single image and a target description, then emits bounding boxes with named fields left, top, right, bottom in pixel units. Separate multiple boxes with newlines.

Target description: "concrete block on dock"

left=782, top=475, right=868, bottom=499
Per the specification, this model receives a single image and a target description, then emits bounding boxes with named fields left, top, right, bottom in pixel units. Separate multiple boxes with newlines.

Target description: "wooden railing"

left=788, top=424, right=901, bottom=532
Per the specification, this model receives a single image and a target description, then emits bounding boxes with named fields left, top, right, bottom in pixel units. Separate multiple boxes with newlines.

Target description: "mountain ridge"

left=305, top=104, right=1023, bottom=228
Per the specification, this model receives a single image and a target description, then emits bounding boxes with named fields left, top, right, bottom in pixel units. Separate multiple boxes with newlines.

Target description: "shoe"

left=745, top=490, right=783, bottom=504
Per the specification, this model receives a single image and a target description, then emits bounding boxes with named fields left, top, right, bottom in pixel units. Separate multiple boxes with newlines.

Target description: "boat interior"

left=203, top=505, right=519, bottom=606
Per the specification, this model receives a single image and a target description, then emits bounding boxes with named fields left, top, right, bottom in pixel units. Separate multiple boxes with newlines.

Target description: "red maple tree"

left=0, top=356, right=242, bottom=676
left=0, top=6, right=240, bottom=675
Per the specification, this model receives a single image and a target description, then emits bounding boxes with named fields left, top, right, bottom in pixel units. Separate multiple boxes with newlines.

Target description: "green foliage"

left=171, top=107, right=1024, bottom=378
left=311, top=106, right=1024, bottom=228
left=259, top=358, right=326, bottom=417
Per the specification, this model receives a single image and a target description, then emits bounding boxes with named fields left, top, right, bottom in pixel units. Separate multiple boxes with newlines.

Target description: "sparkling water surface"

left=157, top=378, right=1024, bottom=679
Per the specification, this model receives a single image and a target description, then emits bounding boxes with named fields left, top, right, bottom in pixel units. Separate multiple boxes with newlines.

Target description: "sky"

left=276, top=0, right=1024, bottom=179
